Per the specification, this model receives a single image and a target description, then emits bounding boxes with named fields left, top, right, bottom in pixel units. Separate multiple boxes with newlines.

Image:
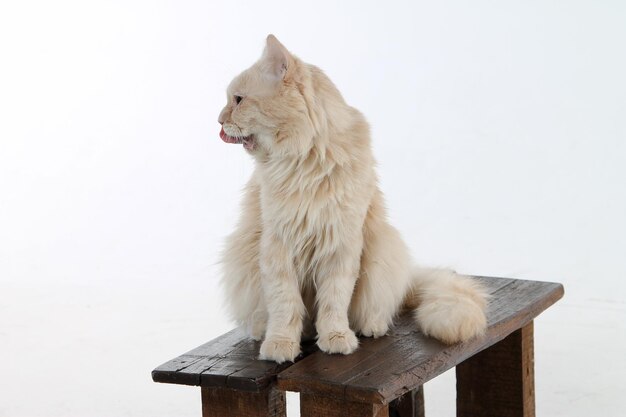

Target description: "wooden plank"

left=152, top=328, right=246, bottom=385
left=345, top=278, right=560, bottom=403
left=389, top=386, right=424, bottom=417
left=300, top=392, right=388, bottom=417
left=199, top=340, right=297, bottom=391
left=152, top=329, right=245, bottom=385
left=225, top=360, right=287, bottom=391
left=278, top=276, right=516, bottom=401
left=223, top=339, right=320, bottom=391
left=153, top=328, right=289, bottom=391
left=456, top=322, right=535, bottom=417
left=278, top=331, right=403, bottom=400
left=154, top=327, right=318, bottom=391
left=278, top=277, right=563, bottom=404
left=341, top=318, right=445, bottom=403
left=201, top=386, right=286, bottom=417
left=152, top=355, right=227, bottom=386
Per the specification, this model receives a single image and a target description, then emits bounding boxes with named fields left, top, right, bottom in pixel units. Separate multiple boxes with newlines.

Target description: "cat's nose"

left=218, top=107, right=228, bottom=125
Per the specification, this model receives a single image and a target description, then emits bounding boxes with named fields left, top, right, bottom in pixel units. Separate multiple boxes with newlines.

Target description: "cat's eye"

left=235, top=95, right=243, bottom=105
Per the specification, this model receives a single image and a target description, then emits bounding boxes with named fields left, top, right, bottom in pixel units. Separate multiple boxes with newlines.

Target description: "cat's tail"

left=404, top=268, right=488, bottom=344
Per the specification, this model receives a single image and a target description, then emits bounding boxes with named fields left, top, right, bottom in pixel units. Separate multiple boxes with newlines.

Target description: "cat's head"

left=218, top=35, right=339, bottom=158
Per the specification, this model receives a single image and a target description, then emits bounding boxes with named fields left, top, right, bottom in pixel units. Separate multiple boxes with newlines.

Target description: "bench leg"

left=300, top=392, right=388, bottom=417
left=201, top=386, right=286, bottom=417
left=456, top=321, right=535, bottom=417
left=389, top=386, right=424, bottom=417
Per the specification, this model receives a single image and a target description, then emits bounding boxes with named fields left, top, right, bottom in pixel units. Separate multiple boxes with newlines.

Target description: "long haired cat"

left=218, top=35, right=487, bottom=363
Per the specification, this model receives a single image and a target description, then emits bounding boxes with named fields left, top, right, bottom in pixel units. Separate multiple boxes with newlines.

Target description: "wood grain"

left=456, top=322, right=535, bottom=417
left=152, top=328, right=314, bottom=392
left=201, top=386, right=286, bottom=417
left=278, top=276, right=563, bottom=404
left=300, top=392, right=389, bottom=417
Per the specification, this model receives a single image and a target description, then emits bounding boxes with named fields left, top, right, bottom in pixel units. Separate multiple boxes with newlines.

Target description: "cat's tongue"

left=220, top=127, right=241, bottom=144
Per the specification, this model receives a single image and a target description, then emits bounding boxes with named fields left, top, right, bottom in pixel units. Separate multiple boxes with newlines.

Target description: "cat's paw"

left=259, top=336, right=300, bottom=363
left=317, top=329, right=359, bottom=355
left=358, top=320, right=389, bottom=338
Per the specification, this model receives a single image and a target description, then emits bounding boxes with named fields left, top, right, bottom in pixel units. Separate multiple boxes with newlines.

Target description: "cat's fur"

left=218, top=35, right=487, bottom=363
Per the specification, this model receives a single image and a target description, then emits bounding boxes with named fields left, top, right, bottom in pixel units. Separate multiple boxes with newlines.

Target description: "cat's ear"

left=261, top=34, right=292, bottom=80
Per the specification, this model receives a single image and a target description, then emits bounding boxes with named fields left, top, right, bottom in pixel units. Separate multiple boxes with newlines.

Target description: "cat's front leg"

left=315, top=240, right=362, bottom=355
left=246, top=307, right=267, bottom=341
left=258, top=234, right=306, bottom=363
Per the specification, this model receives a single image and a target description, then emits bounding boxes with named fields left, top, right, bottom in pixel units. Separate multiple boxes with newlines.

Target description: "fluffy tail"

left=404, top=268, right=488, bottom=344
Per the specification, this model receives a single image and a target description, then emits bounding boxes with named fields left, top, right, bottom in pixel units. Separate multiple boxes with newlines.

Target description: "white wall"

left=1, top=1, right=625, bottom=416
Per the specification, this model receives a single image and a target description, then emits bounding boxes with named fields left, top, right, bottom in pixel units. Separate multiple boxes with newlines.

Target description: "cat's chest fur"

left=257, top=154, right=373, bottom=276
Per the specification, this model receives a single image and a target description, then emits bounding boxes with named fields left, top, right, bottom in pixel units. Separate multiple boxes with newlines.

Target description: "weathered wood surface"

left=201, top=386, right=286, bottom=417
left=457, top=322, right=535, bottom=417
left=152, top=327, right=316, bottom=392
left=300, top=392, right=389, bottom=417
left=278, top=276, right=563, bottom=405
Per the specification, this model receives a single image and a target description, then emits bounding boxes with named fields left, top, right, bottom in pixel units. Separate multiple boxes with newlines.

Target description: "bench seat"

left=152, top=276, right=563, bottom=417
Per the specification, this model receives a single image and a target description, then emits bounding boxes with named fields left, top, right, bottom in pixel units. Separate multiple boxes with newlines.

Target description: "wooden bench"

left=152, top=276, right=563, bottom=417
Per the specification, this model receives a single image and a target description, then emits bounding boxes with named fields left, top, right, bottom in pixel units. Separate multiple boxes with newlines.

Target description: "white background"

left=1, top=1, right=625, bottom=416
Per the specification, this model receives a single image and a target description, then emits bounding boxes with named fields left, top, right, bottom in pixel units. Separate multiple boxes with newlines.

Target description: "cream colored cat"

left=218, top=35, right=487, bottom=363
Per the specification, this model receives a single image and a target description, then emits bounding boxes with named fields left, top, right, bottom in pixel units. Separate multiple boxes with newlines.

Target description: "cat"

left=218, top=35, right=487, bottom=363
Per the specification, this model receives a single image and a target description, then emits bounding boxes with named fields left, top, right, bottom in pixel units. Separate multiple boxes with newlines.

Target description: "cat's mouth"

left=220, top=127, right=256, bottom=151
